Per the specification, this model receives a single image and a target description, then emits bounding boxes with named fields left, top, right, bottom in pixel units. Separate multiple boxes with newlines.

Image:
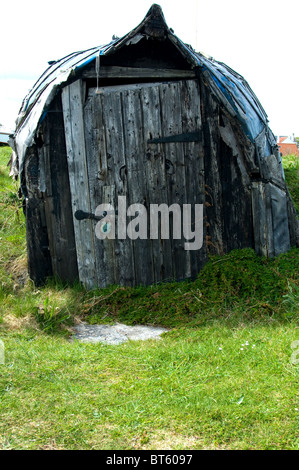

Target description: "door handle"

left=75, top=209, right=117, bottom=221
left=75, top=210, right=102, bottom=221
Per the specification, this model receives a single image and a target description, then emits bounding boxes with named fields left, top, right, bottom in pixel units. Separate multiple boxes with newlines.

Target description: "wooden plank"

left=269, top=183, right=290, bottom=256
left=88, top=82, right=175, bottom=96
left=62, top=79, right=97, bottom=289
left=180, top=79, right=206, bottom=278
left=82, top=93, right=107, bottom=287
left=159, top=81, right=191, bottom=281
left=99, top=184, right=118, bottom=286
left=102, top=90, right=136, bottom=286
left=121, top=86, right=154, bottom=285
left=24, top=148, right=53, bottom=285
left=251, top=181, right=268, bottom=257
left=38, top=96, right=78, bottom=284
left=82, top=66, right=196, bottom=80
left=251, top=181, right=275, bottom=257
left=84, top=88, right=118, bottom=287
left=38, top=137, right=57, bottom=274
left=199, top=78, right=224, bottom=256
left=141, top=84, right=174, bottom=283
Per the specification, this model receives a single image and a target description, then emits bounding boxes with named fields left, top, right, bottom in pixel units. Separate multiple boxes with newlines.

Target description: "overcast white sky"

left=0, top=0, right=298, bottom=136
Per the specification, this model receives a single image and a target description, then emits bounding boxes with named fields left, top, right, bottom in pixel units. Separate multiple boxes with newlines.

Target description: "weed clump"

left=83, top=248, right=299, bottom=328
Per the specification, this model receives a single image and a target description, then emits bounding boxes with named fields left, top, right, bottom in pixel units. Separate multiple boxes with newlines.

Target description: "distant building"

left=277, top=135, right=299, bottom=156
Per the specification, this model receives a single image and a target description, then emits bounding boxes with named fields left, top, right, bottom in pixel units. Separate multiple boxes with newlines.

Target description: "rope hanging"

left=96, top=50, right=101, bottom=94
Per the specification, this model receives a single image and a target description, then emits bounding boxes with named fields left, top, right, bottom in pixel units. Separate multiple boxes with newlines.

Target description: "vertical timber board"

left=84, top=92, right=116, bottom=287
left=180, top=79, right=207, bottom=277
left=83, top=93, right=108, bottom=287
left=38, top=132, right=57, bottom=274
left=101, top=90, right=135, bottom=286
left=218, top=111, right=254, bottom=251
left=219, top=137, right=250, bottom=252
left=24, top=148, right=53, bottom=284
left=48, top=94, right=78, bottom=282
left=251, top=181, right=274, bottom=257
left=251, top=182, right=262, bottom=255
left=264, top=183, right=275, bottom=257
left=101, top=183, right=117, bottom=286
left=48, top=95, right=78, bottom=283
left=39, top=96, right=78, bottom=283
left=122, top=87, right=154, bottom=285
left=269, top=183, right=290, bottom=256
left=159, top=81, right=190, bottom=281
left=200, top=79, right=224, bottom=256
left=141, top=84, right=174, bottom=283
left=62, top=80, right=97, bottom=289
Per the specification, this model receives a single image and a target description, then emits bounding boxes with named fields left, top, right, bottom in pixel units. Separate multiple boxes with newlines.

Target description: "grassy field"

left=0, top=146, right=298, bottom=450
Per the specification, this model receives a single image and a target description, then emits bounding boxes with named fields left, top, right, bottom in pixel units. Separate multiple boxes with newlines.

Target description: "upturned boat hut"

left=12, top=4, right=299, bottom=288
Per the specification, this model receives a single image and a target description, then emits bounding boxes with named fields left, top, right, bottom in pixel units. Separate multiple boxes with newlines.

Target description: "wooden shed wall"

left=18, top=2, right=299, bottom=289
left=22, top=54, right=297, bottom=288
left=24, top=94, right=78, bottom=285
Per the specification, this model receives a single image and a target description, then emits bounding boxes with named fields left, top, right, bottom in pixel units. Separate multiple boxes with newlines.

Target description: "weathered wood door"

left=62, top=79, right=206, bottom=289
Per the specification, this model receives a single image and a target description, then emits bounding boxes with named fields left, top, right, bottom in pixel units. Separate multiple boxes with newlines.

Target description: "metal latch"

left=75, top=210, right=117, bottom=221
left=148, top=130, right=201, bottom=144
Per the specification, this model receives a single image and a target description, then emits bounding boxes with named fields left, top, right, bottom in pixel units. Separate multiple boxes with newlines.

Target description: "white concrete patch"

left=72, top=322, right=169, bottom=345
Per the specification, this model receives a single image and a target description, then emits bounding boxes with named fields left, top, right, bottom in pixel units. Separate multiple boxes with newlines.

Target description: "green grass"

left=83, top=248, right=299, bottom=328
left=0, top=147, right=298, bottom=450
left=0, top=146, right=26, bottom=297
left=0, top=324, right=297, bottom=450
